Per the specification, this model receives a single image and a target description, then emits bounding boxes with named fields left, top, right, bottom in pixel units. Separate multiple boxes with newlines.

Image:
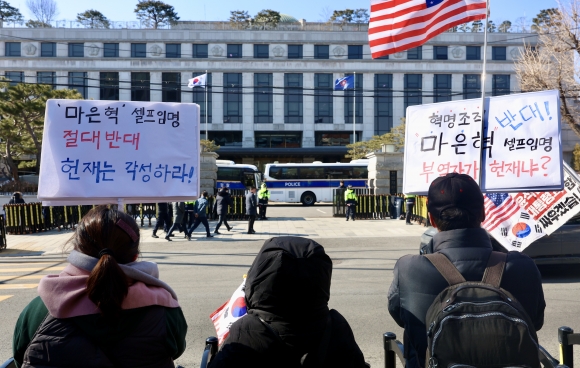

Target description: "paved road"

left=0, top=206, right=579, bottom=367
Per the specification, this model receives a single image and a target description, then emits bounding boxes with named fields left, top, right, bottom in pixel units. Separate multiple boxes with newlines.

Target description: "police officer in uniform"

left=344, top=185, right=358, bottom=221
left=257, top=183, right=270, bottom=220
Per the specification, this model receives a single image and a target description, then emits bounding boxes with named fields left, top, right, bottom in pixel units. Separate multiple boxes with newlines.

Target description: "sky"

left=9, top=0, right=556, bottom=26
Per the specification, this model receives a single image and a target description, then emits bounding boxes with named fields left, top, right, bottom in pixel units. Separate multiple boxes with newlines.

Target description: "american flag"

left=482, top=193, right=521, bottom=232
left=369, top=0, right=488, bottom=58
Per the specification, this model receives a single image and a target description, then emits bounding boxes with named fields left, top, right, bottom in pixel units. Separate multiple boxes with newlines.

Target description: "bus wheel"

left=301, top=192, right=316, bottom=206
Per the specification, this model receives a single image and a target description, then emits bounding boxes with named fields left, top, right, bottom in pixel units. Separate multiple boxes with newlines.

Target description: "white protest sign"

left=38, top=100, right=200, bottom=205
left=482, top=90, right=562, bottom=192
left=510, top=162, right=580, bottom=235
left=403, top=90, right=563, bottom=194
left=404, top=99, right=484, bottom=194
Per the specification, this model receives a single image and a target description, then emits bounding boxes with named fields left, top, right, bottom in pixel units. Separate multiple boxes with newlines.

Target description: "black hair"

left=430, top=207, right=483, bottom=231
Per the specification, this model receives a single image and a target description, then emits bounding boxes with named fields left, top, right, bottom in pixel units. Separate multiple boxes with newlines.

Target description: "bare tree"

left=515, top=0, right=580, bottom=138
left=318, top=6, right=332, bottom=22
left=26, top=0, right=57, bottom=24
left=514, top=16, right=529, bottom=32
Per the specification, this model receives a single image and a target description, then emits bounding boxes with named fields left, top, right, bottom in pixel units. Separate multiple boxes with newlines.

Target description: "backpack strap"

left=424, top=253, right=466, bottom=286
left=481, top=251, right=507, bottom=288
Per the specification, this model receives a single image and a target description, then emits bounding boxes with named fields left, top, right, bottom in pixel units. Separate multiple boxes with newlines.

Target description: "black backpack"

left=424, top=252, right=540, bottom=368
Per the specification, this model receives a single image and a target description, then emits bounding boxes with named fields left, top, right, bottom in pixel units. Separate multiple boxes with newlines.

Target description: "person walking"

left=404, top=193, right=416, bottom=225
left=257, top=183, right=270, bottom=220
left=165, top=202, right=185, bottom=241
left=186, top=191, right=213, bottom=239
left=12, top=206, right=187, bottom=368
left=184, top=200, right=196, bottom=229
left=246, top=187, right=257, bottom=234
left=338, top=180, right=345, bottom=189
left=344, top=185, right=358, bottom=221
left=214, top=187, right=233, bottom=234
left=152, top=202, right=169, bottom=238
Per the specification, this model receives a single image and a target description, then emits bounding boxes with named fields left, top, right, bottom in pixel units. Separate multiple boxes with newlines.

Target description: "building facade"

left=2, top=21, right=572, bottom=170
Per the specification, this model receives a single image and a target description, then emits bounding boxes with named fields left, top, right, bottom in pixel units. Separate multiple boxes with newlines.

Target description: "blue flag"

left=334, top=75, right=355, bottom=91
left=426, top=0, right=445, bottom=7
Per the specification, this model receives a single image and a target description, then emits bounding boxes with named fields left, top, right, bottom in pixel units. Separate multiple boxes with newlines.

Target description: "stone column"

left=242, top=72, right=254, bottom=148
left=393, top=73, right=405, bottom=126
left=87, top=71, right=100, bottom=100
left=273, top=72, right=284, bottom=124
left=150, top=72, right=162, bottom=102
left=303, top=73, right=315, bottom=148
left=452, top=74, right=463, bottom=101
left=334, top=72, right=344, bottom=125
left=200, top=152, right=218, bottom=196
left=362, top=73, right=374, bottom=140
left=423, top=73, right=434, bottom=105
left=366, top=150, right=404, bottom=195
left=119, top=71, right=131, bottom=101
left=56, top=71, right=67, bottom=91
left=212, top=72, right=224, bottom=126
left=180, top=72, right=191, bottom=104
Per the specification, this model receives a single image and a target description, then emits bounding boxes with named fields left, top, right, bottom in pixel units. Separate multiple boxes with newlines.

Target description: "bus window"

left=326, top=166, right=353, bottom=179
left=268, top=167, right=282, bottom=179
left=299, top=167, right=325, bottom=180
left=217, top=167, right=243, bottom=181
left=279, top=167, right=299, bottom=180
left=243, top=172, right=256, bottom=188
left=353, top=167, right=368, bottom=179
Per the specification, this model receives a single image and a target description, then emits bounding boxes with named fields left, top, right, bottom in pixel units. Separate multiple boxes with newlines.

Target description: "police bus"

left=263, top=160, right=369, bottom=205
left=216, top=160, right=261, bottom=193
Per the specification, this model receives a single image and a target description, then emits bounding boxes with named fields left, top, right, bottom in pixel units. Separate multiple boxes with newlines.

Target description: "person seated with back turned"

left=12, top=206, right=187, bottom=368
left=210, top=236, right=369, bottom=368
left=388, top=173, right=545, bottom=368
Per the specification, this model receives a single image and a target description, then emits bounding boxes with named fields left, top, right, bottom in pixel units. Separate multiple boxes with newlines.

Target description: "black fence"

left=3, top=197, right=255, bottom=235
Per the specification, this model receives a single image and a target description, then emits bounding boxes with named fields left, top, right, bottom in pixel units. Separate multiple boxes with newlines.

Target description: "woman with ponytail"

left=12, top=206, right=187, bottom=368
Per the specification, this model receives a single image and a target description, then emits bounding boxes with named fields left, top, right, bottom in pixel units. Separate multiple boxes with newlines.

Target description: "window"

left=5, top=71, right=23, bottom=86
left=37, top=72, right=55, bottom=89
left=466, top=46, right=480, bottom=60
left=131, top=72, right=150, bottom=101
left=407, top=46, right=422, bottom=60
left=463, top=74, right=481, bottom=99
left=5, top=42, right=20, bottom=56
left=100, top=72, right=119, bottom=100
left=314, top=73, right=333, bottom=123
left=40, top=42, right=56, bottom=57
left=492, top=46, right=506, bottom=60
left=131, top=43, right=146, bottom=58
left=255, top=132, right=302, bottom=148
left=433, top=46, right=448, bottom=60
left=314, top=45, right=329, bottom=59
left=104, top=43, right=119, bottom=57
left=192, top=73, right=212, bottom=125
left=284, top=73, right=303, bottom=124
left=224, top=73, right=242, bottom=123
left=315, top=132, right=360, bottom=146
left=374, top=74, right=393, bottom=135
left=254, top=44, right=269, bottom=59
left=227, top=44, right=242, bottom=58
left=162, top=73, right=181, bottom=102
left=166, top=43, right=181, bottom=58
left=69, top=72, right=87, bottom=99
left=297, top=167, right=326, bottom=180
left=404, top=74, right=422, bottom=110
left=434, top=74, right=452, bottom=102
left=254, top=73, right=273, bottom=123
left=288, top=45, right=303, bottom=59
left=348, top=45, right=363, bottom=59
left=344, top=74, right=363, bottom=124
left=68, top=43, right=84, bottom=57
left=208, top=131, right=242, bottom=147
left=193, top=44, right=208, bottom=58
left=492, top=75, right=510, bottom=96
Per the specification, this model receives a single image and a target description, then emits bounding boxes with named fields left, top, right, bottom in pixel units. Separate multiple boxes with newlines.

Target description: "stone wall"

left=366, top=151, right=404, bottom=195
left=200, top=152, right=218, bottom=196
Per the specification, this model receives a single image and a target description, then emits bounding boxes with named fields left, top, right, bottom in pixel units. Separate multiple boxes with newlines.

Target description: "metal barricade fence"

left=333, top=190, right=429, bottom=222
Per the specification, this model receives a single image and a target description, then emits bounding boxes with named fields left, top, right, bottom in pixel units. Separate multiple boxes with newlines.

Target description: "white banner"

left=403, top=90, right=563, bottom=194
left=38, top=100, right=200, bottom=205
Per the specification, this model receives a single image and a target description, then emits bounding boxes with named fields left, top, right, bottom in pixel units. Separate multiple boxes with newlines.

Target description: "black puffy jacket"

left=214, top=191, right=232, bottom=215
left=210, top=237, right=368, bottom=368
left=388, top=228, right=546, bottom=368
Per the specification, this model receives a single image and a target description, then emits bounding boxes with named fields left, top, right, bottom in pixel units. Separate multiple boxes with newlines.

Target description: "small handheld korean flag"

left=188, top=73, right=207, bottom=88
left=209, top=276, right=247, bottom=344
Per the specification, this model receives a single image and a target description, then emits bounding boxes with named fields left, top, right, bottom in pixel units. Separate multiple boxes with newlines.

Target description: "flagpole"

left=478, top=0, right=490, bottom=188
left=205, top=70, right=208, bottom=140
left=353, top=71, right=356, bottom=145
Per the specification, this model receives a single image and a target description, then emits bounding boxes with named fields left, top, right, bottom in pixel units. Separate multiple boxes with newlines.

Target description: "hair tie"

left=115, top=219, right=139, bottom=243
left=98, top=248, right=114, bottom=258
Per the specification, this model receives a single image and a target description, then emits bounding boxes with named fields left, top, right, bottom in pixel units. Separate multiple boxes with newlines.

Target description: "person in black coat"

left=387, top=173, right=546, bottom=368
left=8, top=191, right=25, bottom=204
left=209, top=236, right=368, bottom=368
left=152, top=202, right=170, bottom=238
left=245, top=187, right=257, bottom=234
left=213, top=187, right=233, bottom=234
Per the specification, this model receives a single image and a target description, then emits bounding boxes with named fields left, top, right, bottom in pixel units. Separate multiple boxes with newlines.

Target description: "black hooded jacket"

left=209, top=237, right=367, bottom=368
left=388, top=228, right=546, bottom=368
